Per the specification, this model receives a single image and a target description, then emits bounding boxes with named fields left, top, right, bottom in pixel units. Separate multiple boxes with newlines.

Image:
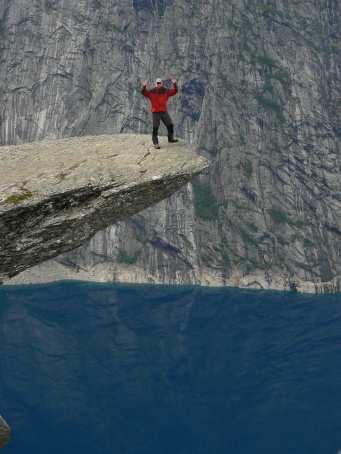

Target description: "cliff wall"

left=1, top=0, right=340, bottom=292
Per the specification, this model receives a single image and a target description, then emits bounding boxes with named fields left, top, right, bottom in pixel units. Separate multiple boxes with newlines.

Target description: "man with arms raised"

left=141, top=78, right=178, bottom=149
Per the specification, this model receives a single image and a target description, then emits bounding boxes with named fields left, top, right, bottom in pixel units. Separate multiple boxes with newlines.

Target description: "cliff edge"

left=0, top=133, right=208, bottom=282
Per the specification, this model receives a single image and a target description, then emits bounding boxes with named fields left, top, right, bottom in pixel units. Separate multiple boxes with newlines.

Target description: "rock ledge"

left=0, top=133, right=208, bottom=282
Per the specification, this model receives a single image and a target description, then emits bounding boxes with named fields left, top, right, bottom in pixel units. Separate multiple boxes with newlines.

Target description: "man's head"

left=155, top=77, right=163, bottom=87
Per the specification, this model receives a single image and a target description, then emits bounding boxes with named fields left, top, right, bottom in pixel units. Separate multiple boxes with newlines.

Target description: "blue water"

left=1, top=282, right=341, bottom=453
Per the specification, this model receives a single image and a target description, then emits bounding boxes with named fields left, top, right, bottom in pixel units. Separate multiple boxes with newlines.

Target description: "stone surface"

left=0, top=415, right=10, bottom=448
left=0, top=1, right=340, bottom=292
left=0, top=133, right=208, bottom=281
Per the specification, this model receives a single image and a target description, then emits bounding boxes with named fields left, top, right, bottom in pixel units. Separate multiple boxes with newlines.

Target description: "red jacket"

left=142, top=83, right=177, bottom=112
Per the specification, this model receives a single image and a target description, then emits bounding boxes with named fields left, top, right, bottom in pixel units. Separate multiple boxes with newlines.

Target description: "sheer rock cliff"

left=0, top=1, right=340, bottom=292
left=0, top=133, right=208, bottom=282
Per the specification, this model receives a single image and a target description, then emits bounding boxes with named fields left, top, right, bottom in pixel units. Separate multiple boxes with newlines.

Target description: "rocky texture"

left=0, top=416, right=10, bottom=448
left=0, top=133, right=208, bottom=281
left=0, top=1, right=340, bottom=292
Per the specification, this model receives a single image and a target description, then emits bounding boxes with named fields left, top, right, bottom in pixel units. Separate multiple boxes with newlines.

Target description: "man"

left=141, top=77, right=178, bottom=149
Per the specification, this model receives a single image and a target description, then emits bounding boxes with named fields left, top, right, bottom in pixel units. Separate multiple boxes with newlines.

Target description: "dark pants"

left=152, top=111, right=174, bottom=144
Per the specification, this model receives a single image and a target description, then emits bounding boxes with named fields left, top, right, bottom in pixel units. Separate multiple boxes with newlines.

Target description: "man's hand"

left=171, top=78, right=177, bottom=84
left=141, top=80, right=147, bottom=87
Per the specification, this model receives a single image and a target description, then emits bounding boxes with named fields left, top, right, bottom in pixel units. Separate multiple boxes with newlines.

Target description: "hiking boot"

left=154, top=143, right=161, bottom=149
left=168, top=138, right=178, bottom=143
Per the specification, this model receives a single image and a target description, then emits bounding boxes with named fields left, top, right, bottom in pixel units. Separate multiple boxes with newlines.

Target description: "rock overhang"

left=0, top=133, right=209, bottom=282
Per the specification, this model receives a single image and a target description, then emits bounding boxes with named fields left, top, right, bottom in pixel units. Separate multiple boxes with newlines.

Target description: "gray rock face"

left=0, top=134, right=208, bottom=281
left=0, top=415, right=10, bottom=448
left=0, top=1, right=341, bottom=292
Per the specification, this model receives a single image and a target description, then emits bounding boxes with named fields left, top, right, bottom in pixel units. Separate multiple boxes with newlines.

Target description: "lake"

left=1, top=281, right=341, bottom=453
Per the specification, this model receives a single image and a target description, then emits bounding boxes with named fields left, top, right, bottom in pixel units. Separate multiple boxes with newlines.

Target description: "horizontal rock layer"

left=0, top=133, right=208, bottom=281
